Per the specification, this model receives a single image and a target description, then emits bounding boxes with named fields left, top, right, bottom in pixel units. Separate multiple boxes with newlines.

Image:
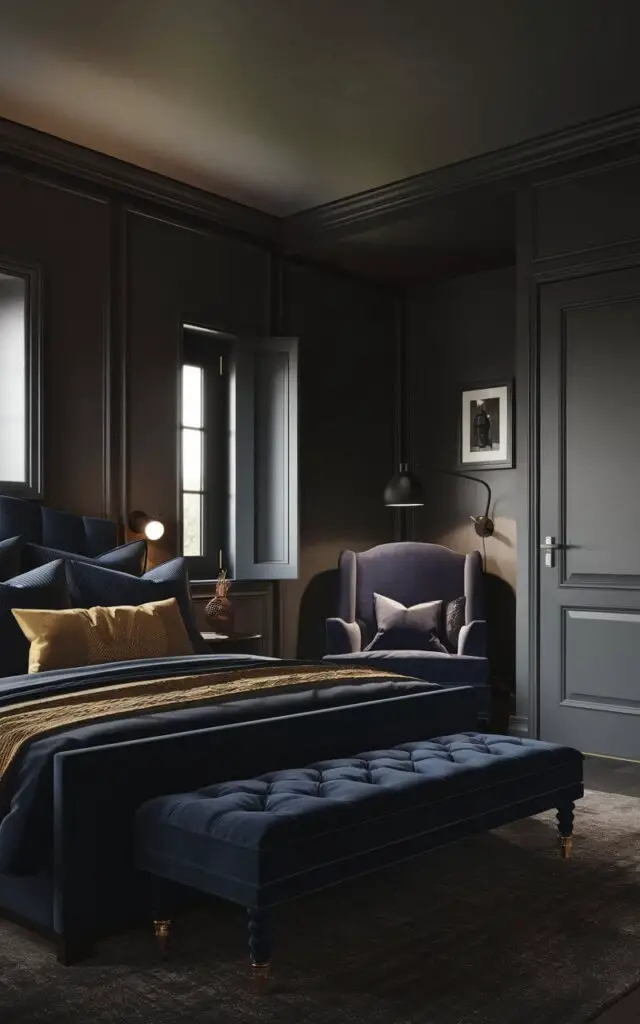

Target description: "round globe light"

left=144, top=519, right=165, bottom=541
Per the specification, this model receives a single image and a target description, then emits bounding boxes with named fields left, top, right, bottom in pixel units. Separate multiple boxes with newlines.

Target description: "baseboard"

left=509, top=715, right=529, bottom=737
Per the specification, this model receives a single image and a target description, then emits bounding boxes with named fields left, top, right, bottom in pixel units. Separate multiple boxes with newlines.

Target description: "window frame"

left=0, top=258, right=42, bottom=498
left=179, top=326, right=229, bottom=581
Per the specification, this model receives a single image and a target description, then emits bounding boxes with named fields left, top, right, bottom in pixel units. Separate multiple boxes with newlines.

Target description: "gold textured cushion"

left=12, top=598, right=195, bottom=673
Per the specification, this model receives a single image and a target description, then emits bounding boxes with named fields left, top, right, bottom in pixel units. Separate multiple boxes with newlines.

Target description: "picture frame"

left=459, top=380, right=514, bottom=470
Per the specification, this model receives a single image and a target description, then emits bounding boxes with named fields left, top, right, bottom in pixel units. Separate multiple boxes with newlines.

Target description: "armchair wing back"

left=337, top=542, right=485, bottom=644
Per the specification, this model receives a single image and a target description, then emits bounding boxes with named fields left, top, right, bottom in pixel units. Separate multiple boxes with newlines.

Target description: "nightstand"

left=201, top=631, right=263, bottom=655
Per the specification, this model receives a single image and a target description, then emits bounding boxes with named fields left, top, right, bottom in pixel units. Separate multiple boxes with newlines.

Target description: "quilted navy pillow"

left=22, top=540, right=147, bottom=577
left=65, top=557, right=208, bottom=654
left=0, top=560, right=70, bottom=677
left=365, top=593, right=449, bottom=653
left=0, top=537, right=23, bottom=583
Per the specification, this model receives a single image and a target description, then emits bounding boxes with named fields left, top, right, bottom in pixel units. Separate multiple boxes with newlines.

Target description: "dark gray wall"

left=281, top=263, right=397, bottom=659
left=406, top=266, right=517, bottom=688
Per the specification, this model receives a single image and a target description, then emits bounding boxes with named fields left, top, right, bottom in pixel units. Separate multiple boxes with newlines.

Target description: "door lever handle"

left=540, top=536, right=564, bottom=567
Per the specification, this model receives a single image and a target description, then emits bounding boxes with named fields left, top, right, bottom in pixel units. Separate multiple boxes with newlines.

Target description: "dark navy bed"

left=0, top=653, right=477, bottom=962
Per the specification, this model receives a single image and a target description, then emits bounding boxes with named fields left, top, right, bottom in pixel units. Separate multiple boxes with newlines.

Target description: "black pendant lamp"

left=383, top=462, right=425, bottom=507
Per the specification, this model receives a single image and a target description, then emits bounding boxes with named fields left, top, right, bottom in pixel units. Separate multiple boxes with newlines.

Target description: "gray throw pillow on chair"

left=365, top=593, right=448, bottom=652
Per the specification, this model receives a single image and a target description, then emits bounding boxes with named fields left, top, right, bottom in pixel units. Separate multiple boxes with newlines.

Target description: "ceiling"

left=1, top=0, right=640, bottom=217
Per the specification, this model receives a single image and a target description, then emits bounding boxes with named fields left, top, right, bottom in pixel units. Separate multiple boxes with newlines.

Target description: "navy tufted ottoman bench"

left=136, top=731, right=583, bottom=976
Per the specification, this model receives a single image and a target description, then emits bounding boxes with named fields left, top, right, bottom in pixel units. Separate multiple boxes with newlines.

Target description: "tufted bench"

left=135, top=731, right=583, bottom=975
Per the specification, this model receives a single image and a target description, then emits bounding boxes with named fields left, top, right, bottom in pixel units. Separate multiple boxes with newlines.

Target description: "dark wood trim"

left=268, top=251, right=285, bottom=658
left=515, top=186, right=539, bottom=739
left=104, top=201, right=127, bottom=524
left=118, top=206, right=130, bottom=536
left=282, top=105, right=640, bottom=247
left=532, top=242, right=640, bottom=283
left=0, top=116, right=278, bottom=242
left=394, top=290, right=408, bottom=542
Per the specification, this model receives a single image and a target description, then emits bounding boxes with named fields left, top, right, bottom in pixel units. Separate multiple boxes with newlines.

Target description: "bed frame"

left=0, top=683, right=477, bottom=962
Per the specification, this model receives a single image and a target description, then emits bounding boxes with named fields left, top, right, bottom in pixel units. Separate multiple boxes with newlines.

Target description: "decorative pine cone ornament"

left=205, top=569, right=234, bottom=632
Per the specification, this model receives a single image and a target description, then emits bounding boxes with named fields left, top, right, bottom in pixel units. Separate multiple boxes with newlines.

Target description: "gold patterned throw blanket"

left=0, top=664, right=406, bottom=780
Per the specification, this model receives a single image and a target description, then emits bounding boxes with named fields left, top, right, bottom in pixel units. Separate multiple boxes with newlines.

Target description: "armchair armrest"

left=458, top=620, right=487, bottom=658
left=326, top=617, right=362, bottom=655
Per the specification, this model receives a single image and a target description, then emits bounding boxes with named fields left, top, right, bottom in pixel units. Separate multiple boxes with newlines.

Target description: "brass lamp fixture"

left=128, top=510, right=165, bottom=541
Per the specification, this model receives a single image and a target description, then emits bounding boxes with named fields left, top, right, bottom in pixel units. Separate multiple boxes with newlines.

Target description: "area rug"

left=0, top=789, right=639, bottom=1024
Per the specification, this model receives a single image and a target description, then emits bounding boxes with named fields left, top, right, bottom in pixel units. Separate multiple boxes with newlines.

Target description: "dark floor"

left=586, top=755, right=640, bottom=1024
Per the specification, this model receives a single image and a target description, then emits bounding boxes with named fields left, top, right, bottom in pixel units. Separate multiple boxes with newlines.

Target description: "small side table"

left=201, top=632, right=263, bottom=656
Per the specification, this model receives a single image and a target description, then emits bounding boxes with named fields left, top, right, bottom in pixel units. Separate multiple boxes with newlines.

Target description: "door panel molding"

left=562, top=573, right=640, bottom=589
left=559, top=603, right=640, bottom=715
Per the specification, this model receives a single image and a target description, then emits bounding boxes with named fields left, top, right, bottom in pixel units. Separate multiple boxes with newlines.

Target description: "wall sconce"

left=128, top=510, right=165, bottom=541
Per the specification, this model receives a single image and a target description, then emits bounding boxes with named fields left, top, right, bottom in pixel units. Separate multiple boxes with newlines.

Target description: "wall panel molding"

left=0, top=116, right=277, bottom=242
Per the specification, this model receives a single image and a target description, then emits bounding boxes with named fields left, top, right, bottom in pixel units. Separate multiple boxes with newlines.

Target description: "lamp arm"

left=452, top=472, right=492, bottom=523
left=437, top=469, right=493, bottom=537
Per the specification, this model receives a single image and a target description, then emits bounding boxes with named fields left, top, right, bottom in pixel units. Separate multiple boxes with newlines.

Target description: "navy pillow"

left=365, top=593, right=448, bottom=653
left=0, top=561, right=70, bottom=677
left=65, top=557, right=208, bottom=654
left=0, top=537, right=24, bottom=583
left=0, top=495, right=41, bottom=545
left=22, top=540, right=147, bottom=577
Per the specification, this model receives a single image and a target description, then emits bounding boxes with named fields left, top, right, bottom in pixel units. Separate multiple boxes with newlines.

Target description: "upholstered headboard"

left=0, top=495, right=118, bottom=557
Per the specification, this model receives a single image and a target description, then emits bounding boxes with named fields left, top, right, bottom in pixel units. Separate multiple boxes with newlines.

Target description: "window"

left=181, top=326, right=299, bottom=582
left=0, top=264, right=40, bottom=496
left=181, top=365, right=205, bottom=556
left=180, top=327, right=228, bottom=577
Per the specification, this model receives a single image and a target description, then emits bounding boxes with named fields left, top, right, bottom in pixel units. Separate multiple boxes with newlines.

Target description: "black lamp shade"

left=383, top=464, right=425, bottom=507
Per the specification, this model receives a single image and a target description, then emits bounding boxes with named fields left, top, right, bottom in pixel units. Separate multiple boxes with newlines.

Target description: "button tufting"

left=189, top=732, right=557, bottom=814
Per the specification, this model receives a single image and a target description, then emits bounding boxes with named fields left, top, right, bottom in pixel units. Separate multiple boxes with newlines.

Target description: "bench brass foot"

left=153, top=918, right=171, bottom=953
left=251, top=961, right=271, bottom=991
left=559, top=835, right=573, bottom=860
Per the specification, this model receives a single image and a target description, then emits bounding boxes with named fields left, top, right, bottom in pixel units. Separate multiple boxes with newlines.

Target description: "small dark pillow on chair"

left=443, top=596, right=466, bottom=652
left=365, top=593, right=449, bottom=653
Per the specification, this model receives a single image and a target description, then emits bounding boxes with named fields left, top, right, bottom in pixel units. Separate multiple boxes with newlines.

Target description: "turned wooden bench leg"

left=247, top=908, right=272, bottom=987
left=556, top=801, right=575, bottom=859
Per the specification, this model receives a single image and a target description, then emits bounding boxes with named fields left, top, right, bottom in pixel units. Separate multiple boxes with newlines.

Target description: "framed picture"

left=459, top=380, right=514, bottom=469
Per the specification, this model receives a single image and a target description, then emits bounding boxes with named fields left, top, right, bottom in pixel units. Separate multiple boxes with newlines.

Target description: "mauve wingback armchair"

left=324, top=542, right=489, bottom=717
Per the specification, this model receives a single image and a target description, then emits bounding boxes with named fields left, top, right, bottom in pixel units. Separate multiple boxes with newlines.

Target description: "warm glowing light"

left=144, top=519, right=165, bottom=542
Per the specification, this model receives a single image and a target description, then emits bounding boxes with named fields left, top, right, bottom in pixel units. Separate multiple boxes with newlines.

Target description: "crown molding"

left=4, top=105, right=640, bottom=253
left=282, top=105, right=640, bottom=250
left=0, top=116, right=278, bottom=241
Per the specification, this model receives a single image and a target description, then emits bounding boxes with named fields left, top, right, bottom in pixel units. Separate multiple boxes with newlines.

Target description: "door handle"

left=540, top=536, right=564, bottom=567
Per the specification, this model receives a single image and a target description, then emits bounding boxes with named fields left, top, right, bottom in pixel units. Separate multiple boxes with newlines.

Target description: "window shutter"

left=228, top=336, right=298, bottom=580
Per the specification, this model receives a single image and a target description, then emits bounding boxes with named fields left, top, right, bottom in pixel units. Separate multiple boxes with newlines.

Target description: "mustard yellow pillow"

left=12, top=597, right=195, bottom=673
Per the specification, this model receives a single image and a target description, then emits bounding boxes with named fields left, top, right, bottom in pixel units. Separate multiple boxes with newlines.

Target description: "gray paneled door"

left=539, top=266, right=640, bottom=759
